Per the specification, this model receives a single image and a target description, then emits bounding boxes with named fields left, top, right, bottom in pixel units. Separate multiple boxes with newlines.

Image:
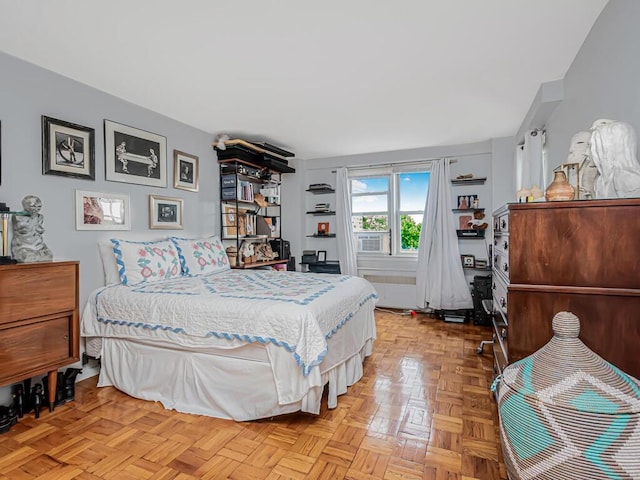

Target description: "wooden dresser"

left=493, top=199, right=640, bottom=379
left=0, top=261, right=79, bottom=411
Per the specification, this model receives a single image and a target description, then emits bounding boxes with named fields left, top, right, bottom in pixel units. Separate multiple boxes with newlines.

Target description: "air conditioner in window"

left=357, top=233, right=384, bottom=252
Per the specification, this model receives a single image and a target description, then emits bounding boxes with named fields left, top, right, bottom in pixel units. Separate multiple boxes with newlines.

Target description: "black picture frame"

left=457, top=194, right=478, bottom=209
left=317, top=250, right=327, bottom=263
left=104, top=120, right=167, bottom=187
left=42, top=116, right=95, bottom=180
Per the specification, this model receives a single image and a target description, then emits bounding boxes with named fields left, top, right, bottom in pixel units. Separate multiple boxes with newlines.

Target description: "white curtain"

left=515, top=144, right=526, bottom=191
left=335, top=167, right=358, bottom=276
left=416, top=159, right=472, bottom=310
left=518, top=129, right=547, bottom=191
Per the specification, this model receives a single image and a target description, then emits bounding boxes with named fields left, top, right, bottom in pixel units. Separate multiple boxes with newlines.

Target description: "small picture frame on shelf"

left=457, top=195, right=478, bottom=209
left=461, top=254, right=475, bottom=268
left=317, top=222, right=330, bottom=235
left=459, top=215, right=472, bottom=230
left=317, top=250, right=327, bottom=263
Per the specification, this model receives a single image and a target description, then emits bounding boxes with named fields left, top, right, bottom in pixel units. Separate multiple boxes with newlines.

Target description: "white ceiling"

left=0, top=1, right=608, bottom=160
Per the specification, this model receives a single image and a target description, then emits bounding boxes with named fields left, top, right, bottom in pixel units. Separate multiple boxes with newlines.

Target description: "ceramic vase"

left=545, top=171, right=575, bottom=201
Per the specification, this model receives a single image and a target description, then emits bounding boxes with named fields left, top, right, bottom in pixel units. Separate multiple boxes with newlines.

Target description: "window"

left=350, top=166, right=430, bottom=255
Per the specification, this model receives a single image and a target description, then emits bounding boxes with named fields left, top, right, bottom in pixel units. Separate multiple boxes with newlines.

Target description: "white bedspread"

left=82, top=270, right=378, bottom=377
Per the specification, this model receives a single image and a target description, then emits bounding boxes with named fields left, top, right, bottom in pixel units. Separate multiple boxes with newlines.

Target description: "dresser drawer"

left=492, top=315, right=509, bottom=375
left=493, top=235, right=509, bottom=256
left=0, top=263, right=77, bottom=326
left=493, top=273, right=508, bottom=314
left=493, top=211, right=509, bottom=233
left=0, top=316, right=72, bottom=385
left=493, top=250, right=510, bottom=281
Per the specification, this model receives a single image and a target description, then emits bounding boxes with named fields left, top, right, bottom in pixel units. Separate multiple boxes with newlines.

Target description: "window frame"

left=349, top=163, right=430, bottom=257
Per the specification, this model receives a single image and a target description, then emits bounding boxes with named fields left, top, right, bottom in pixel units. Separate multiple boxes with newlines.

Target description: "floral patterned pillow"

left=170, top=236, right=230, bottom=276
left=111, top=239, right=182, bottom=286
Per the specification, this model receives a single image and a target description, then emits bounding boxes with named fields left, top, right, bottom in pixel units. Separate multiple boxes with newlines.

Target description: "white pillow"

left=170, top=236, right=230, bottom=276
left=98, top=240, right=121, bottom=285
left=111, top=238, right=182, bottom=286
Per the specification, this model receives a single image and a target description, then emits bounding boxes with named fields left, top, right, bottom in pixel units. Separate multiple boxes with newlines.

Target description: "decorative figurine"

left=11, top=195, right=53, bottom=263
left=590, top=119, right=640, bottom=198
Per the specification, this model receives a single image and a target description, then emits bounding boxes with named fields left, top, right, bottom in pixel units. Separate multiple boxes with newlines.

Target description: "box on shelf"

left=221, top=174, right=237, bottom=187
left=301, top=250, right=317, bottom=264
left=221, top=187, right=236, bottom=200
left=216, top=144, right=261, bottom=164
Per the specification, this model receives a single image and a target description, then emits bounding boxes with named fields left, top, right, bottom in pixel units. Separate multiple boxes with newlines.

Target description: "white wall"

left=0, top=52, right=217, bottom=403
left=545, top=0, right=640, bottom=173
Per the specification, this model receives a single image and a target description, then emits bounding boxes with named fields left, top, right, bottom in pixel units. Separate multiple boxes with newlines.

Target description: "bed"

left=81, top=237, right=377, bottom=421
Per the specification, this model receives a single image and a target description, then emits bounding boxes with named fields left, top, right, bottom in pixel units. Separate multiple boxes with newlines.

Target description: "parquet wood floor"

left=0, top=310, right=507, bottom=479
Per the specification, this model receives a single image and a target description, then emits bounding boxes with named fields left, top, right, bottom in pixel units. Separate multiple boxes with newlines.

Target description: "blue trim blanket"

left=82, top=270, right=378, bottom=376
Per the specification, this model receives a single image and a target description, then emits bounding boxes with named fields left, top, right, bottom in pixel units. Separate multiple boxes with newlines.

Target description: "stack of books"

left=314, top=203, right=331, bottom=212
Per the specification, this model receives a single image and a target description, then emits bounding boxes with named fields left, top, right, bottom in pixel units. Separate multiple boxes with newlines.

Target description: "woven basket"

left=497, top=312, right=640, bottom=479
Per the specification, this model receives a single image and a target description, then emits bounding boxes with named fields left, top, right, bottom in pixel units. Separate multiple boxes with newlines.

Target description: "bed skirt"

left=91, top=305, right=375, bottom=421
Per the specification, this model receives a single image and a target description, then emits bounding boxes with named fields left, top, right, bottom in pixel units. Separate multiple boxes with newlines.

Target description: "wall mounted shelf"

left=306, top=188, right=335, bottom=194
left=451, top=177, right=487, bottom=186
left=305, top=211, right=336, bottom=216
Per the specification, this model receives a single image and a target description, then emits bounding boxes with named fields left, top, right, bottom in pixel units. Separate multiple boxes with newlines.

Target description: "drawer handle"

left=500, top=297, right=506, bottom=308
left=494, top=255, right=498, bottom=264
left=503, top=241, right=508, bottom=250
left=501, top=328, right=507, bottom=339
left=63, top=334, right=69, bottom=340
left=501, top=220, right=506, bottom=229
left=503, top=263, right=509, bottom=272
left=493, top=238, right=498, bottom=246
left=493, top=283, right=496, bottom=290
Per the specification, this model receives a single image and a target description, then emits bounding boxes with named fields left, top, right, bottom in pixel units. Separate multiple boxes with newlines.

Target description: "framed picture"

left=222, top=204, right=248, bottom=238
left=173, top=150, right=199, bottom=192
left=458, top=214, right=472, bottom=230
left=42, top=116, right=95, bottom=180
left=104, top=120, right=167, bottom=187
left=317, top=222, right=330, bottom=235
left=457, top=195, right=478, bottom=209
left=317, top=250, right=327, bottom=263
left=461, top=254, right=475, bottom=268
left=75, top=190, right=130, bottom=230
left=149, top=195, right=183, bottom=229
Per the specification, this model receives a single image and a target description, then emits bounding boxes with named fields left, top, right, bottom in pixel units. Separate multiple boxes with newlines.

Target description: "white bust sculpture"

left=590, top=119, right=640, bottom=198
left=11, top=195, right=53, bottom=263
